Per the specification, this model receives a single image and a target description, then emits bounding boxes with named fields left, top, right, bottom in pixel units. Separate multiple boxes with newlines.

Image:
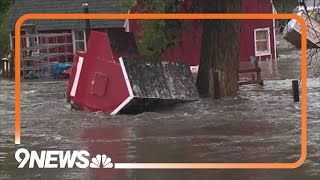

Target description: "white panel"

left=70, top=56, right=84, bottom=97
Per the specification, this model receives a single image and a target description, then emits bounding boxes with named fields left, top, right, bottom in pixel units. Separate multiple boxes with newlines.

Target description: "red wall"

left=127, top=1, right=203, bottom=66
left=240, top=0, right=276, bottom=61
left=19, top=29, right=73, bottom=63
left=162, top=20, right=202, bottom=66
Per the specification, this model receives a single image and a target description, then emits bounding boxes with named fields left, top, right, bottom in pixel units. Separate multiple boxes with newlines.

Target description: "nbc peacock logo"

left=90, top=154, right=113, bottom=168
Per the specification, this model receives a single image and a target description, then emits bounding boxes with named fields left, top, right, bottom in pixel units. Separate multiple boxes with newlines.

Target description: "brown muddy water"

left=0, top=38, right=320, bottom=180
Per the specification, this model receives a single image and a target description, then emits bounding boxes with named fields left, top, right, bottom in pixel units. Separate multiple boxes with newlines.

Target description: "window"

left=254, top=28, right=271, bottom=56
left=72, top=30, right=87, bottom=53
left=26, top=32, right=40, bottom=55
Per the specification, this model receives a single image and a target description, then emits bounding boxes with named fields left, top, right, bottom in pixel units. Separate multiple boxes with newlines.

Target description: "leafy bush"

left=0, top=0, right=12, bottom=58
left=117, top=0, right=182, bottom=58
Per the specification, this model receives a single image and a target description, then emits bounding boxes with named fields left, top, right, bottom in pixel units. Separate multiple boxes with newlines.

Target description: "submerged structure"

left=283, top=12, right=320, bottom=48
left=283, top=0, right=320, bottom=48
left=66, top=31, right=199, bottom=114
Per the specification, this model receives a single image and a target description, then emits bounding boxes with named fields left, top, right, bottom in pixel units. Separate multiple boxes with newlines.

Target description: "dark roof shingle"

left=8, top=0, right=129, bottom=31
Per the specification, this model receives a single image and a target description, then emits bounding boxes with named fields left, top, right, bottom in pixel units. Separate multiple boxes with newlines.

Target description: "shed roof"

left=7, top=0, right=129, bottom=31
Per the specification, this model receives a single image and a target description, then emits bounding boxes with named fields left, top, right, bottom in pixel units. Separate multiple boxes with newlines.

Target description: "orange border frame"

left=14, top=14, right=307, bottom=169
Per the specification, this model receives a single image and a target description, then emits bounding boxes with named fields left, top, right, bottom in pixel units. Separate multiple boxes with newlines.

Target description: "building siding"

left=240, top=0, right=276, bottom=61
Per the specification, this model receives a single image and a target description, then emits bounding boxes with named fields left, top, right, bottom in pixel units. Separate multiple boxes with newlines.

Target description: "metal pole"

left=82, top=3, right=91, bottom=41
left=292, top=80, right=300, bottom=102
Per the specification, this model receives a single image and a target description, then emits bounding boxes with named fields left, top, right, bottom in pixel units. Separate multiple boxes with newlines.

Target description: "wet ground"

left=0, top=37, right=320, bottom=180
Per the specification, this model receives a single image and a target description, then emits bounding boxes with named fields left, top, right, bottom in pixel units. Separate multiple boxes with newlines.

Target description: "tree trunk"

left=196, top=0, right=242, bottom=98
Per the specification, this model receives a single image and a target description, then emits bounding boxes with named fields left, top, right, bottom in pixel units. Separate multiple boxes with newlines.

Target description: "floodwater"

left=0, top=38, right=320, bottom=180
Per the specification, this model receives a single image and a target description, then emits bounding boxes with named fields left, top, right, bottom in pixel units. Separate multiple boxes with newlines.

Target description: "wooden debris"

left=238, top=59, right=264, bottom=86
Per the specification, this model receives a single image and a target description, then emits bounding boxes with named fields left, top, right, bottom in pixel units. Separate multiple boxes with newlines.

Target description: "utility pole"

left=82, top=3, right=91, bottom=42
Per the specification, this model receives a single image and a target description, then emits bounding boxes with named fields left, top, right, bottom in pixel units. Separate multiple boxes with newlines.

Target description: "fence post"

left=292, top=80, right=300, bottom=102
left=1, top=60, right=4, bottom=78
left=5, top=60, right=9, bottom=78
left=254, top=60, right=263, bottom=85
left=9, top=55, right=14, bottom=79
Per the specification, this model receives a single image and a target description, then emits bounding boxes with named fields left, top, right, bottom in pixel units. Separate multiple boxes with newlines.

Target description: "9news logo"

left=15, top=148, right=113, bottom=169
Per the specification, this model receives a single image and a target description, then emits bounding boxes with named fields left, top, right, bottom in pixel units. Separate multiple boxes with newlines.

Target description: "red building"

left=126, top=0, right=277, bottom=65
left=240, top=0, right=277, bottom=62
left=7, top=0, right=277, bottom=69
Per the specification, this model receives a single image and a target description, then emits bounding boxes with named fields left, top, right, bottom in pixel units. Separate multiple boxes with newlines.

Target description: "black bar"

left=292, top=80, right=300, bottom=102
left=83, top=3, right=91, bottom=40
